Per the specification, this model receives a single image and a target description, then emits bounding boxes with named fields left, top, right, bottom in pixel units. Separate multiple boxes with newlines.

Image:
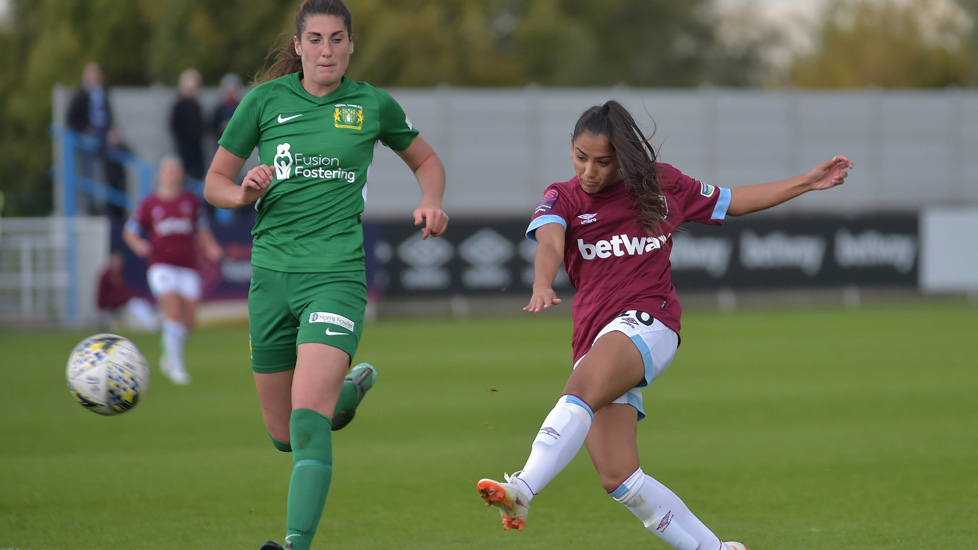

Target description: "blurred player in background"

left=203, top=1, right=448, bottom=549
left=477, top=100, right=852, bottom=550
left=124, top=156, right=223, bottom=385
left=96, top=249, right=157, bottom=331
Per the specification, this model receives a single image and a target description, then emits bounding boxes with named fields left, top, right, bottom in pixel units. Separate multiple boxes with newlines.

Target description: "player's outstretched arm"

left=197, top=226, right=224, bottom=263
left=727, top=155, right=853, bottom=216
left=204, top=147, right=270, bottom=209
left=122, top=225, right=151, bottom=258
left=396, top=136, right=449, bottom=240
left=524, top=223, right=564, bottom=313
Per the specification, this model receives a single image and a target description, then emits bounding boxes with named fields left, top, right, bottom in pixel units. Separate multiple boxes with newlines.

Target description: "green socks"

left=267, top=378, right=360, bottom=452
left=285, top=408, right=333, bottom=550
left=269, top=434, right=292, bottom=453
left=334, top=379, right=360, bottom=413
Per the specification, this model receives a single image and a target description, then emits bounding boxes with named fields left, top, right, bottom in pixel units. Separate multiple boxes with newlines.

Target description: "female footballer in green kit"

left=203, top=1, right=449, bottom=548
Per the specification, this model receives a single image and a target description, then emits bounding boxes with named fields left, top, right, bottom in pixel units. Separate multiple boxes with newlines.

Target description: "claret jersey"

left=127, top=190, right=208, bottom=269
left=526, top=163, right=732, bottom=363
left=219, top=74, right=419, bottom=273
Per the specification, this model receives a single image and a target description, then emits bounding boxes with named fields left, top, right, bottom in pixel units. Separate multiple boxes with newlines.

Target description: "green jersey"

left=219, top=74, right=419, bottom=273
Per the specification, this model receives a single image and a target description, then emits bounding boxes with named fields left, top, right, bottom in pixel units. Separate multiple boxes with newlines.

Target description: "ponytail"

left=256, top=40, right=302, bottom=84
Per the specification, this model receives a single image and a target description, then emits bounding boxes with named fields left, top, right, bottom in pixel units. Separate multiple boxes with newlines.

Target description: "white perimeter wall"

left=920, top=206, right=978, bottom=293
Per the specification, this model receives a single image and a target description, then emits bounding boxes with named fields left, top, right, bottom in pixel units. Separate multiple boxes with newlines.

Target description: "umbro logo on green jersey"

left=277, top=113, right=303, bottom=123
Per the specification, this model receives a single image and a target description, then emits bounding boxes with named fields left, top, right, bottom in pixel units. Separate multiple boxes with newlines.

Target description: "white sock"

left=513, top=395, right=593, bottom=502
left=162, top=320, right=187, bottom=371
left=612, top=468, right=725, bottom=550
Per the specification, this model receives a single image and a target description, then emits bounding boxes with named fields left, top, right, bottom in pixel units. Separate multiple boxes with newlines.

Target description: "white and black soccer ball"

left=66, top=333, right=150, bottom=415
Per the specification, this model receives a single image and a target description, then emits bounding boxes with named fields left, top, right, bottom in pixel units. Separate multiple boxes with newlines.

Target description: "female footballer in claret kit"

left=124, top=156, right=223, bottom=386
left=204, top=1, right=448, bottom=548
left=477, top=100, right=852, bottom=550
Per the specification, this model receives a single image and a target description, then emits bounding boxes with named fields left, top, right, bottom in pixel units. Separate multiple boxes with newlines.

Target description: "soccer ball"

left=66, top=333, right=150, bottom=415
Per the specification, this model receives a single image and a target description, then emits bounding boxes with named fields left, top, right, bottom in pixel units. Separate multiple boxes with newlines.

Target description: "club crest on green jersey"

left=334, top=104, right=364, bottom=130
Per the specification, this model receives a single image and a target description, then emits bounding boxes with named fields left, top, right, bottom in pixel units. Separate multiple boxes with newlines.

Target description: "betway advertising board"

left=669, top=214, right=918, bottom=289
left=122, top=212, right=918, bottom=301
left=369, top=214, right=919, bottom=297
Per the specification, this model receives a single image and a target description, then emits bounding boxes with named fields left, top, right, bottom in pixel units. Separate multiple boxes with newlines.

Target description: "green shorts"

left=248, top=266, right=367, bottom=373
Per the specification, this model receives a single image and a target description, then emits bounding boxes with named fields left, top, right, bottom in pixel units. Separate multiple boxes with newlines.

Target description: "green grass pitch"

left=1, top=300, right=976, bottom=550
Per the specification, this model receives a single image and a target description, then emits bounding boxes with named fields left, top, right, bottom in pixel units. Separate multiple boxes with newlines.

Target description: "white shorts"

left=573, top=310, right=679, bottom=421
left=147, top=263, right=202, bottom=301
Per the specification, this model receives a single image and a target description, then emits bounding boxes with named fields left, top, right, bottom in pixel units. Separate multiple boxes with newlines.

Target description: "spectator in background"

left=104, top=127, right=133, bottom=252
left=212, top=72, right=242, bottom=140
left=104, top=128, right=131, bottom=217
left=211, top=72, right=253, bottom=223
left=97, top=250, right=157, bottom=331
left=169, top=69, right=206, bottom=181
left=124, top=156, right=223, bottom=385
left=67, top=61, right=114, bottom=145
left=66, top=61, right=115, bottom=214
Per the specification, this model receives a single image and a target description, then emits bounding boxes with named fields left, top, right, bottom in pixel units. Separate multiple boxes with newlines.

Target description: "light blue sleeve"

left=526, top=215, right=567, bottom=242
left=711, top=187, right=732, bottom=220
left=124, top=218, right=144, bottom=238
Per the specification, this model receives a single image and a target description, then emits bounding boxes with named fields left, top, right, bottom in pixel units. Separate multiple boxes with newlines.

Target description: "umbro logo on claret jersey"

left=277, top=114, right=303, bottom=123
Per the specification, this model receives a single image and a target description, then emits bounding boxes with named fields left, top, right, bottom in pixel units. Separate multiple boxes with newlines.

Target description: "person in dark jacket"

left=169, top=68, right=206, bottom=181
left=66, top=61, right=116, bottom=214
left=67, top=61, right=113, bottom=142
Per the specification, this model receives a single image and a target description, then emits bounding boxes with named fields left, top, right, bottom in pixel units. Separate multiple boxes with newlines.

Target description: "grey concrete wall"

left=54, top=85, right=978, bottom=219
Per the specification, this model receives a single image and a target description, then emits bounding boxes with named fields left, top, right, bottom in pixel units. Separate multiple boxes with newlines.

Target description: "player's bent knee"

left=599, top=469, right=635, bottom=493
left=266, top=423, right=291, bottom=447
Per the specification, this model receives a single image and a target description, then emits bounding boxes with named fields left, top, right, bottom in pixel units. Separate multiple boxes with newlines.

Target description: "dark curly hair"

left=572, top=100, right=667, bottom=236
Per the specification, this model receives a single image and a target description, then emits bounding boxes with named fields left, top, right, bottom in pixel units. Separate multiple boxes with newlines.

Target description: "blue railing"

left=51, top=125, right=232, bottom=223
